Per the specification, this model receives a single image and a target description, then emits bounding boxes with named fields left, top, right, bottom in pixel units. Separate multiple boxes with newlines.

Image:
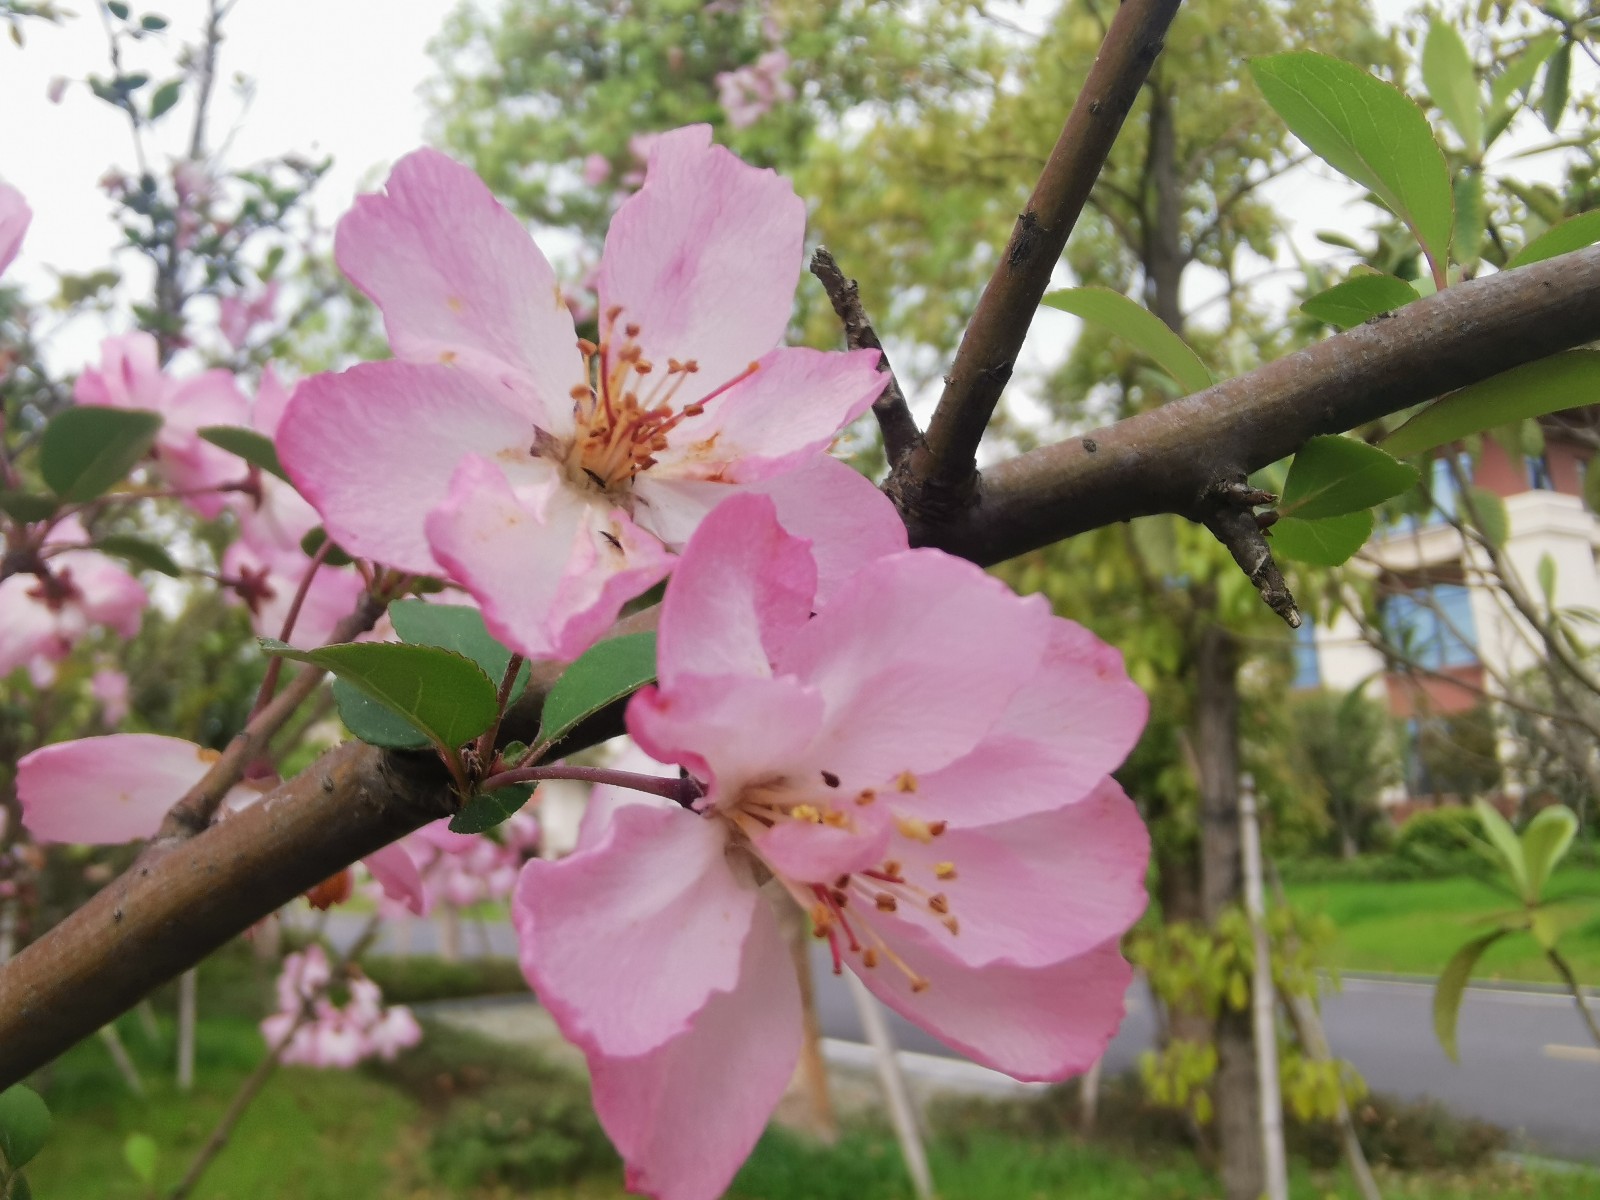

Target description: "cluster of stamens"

left=724, top=766, right=963, bottom=997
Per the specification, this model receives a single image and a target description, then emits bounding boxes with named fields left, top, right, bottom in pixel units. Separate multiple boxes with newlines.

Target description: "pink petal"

left=628, top=672, right=824, bottom=809
left=279, top=361, right=533, bottom=574
left=754, top=457, right=908, bottom=607
left=913, top=620, right=1148, bottom=827
left=856, top=934, right=1133, bottom=1082
left=74, top=334, right=164, bottom=410
left=596, top=125, right=804, bottom=397
left=0, top=578, right=60, bottom=677
left=252, top=366, right=293, bottom=437
left=0, top=182, right=31, bottom=278
left=336, top=148, right=583, bottom=425
left=53, top=551, right=146, bottom=638
left=653, top=346, right=884, bottom=483
left=18, top=734, right=217, bottom=844
left=426, top=456, right=674, bottom=662
left=775, top=551, right=1052, bottom=790
left=514, top=802, right=758, bottom=1058
left=587, top=897, right=800, bottom=1200
left=873, top=778, right=1149, bottom=968
left=753, top=802, right=893, bottom=883
left=654, top=493, right=814, bottom=686
left=362, top=842, right=427, bottom=915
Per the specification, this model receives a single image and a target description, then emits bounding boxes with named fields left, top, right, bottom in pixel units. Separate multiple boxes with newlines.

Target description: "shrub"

left=1395, top=807, right=1484, bottom=867
left=426, top=1079, right=619, bottom=1189
left=360, top=954, right=528, bottom=1004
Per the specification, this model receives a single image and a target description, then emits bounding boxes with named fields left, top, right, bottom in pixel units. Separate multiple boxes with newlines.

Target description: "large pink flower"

left=278, top=125, right=886, bottom=661
left=75, top=333, right=252, bottom=518
left=514, top=493, right=1151, bottom=1200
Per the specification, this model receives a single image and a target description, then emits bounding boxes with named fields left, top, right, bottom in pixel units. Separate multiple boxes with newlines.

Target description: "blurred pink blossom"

left=261, top=945, right=422, bottom=1068
left=715, top=50, right=793, bottom=129
left=90, top=667, right=130, bottom=725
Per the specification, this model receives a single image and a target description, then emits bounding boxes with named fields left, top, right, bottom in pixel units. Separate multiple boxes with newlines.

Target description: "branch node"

left=1204, top=480, right=1301, bottom=628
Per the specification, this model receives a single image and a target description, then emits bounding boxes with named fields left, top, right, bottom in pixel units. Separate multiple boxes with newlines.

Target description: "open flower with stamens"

left=513, top=491, right=1151, bottom=1200
left=278, top=125, right=886, bottom=661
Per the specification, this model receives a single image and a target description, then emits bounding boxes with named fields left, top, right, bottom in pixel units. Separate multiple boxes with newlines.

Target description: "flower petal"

left=514, top=802, right=758, bottom=1058
left=597, top=125, right=804, bottom=393
left=336, top=148, right=582, bottom=425
left=18, top=734, right=216, bottom=844
left=776, top=551, right=1051, bottom=790
left=653, top=347, right=885, bottom=482
left=0, top=182, right=29, bottom=277
left=873, top=778, right=1149, bottom=967
left=586, top=897, right=800, bottom=1200
left=361, top=842, right=427, bottom=916
left=280, top=361, right=532, bottom=574
left=855, top=934, right=1133, bottom=1082
left=425, top=455, right=674, bottom=661
left=654, top=492, right=814, bottom=686
left=753, top=802, right=893, bottom=884
left=753, top=457, right=908, bottom=607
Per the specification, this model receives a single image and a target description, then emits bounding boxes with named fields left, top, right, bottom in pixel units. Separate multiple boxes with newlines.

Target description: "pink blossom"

left=716, top=50, right=794, bottom=129
left=278, top=126, right=886, bottom=661
left=514, top=494, right=1151, bottom=1200
left=0, top=181, right=29, bottom=277
left=91, top=667, right=131, bottom=725
left=218, top=279, right=280, bottom=350
left=581, top=153, right=612, bottom=186
left=46, top=76, right=67, bottom=104
left=262, top=945, right=422, bottom=1068
left=371, top=815, right=540, bottom=917
left=0, top=520, right=146, bottom=681
left=74, top=333, right=252, bottom=518
left=16, top=734, right=426, bottom=913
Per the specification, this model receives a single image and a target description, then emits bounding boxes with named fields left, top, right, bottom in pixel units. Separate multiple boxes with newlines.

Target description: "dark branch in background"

left=906, top=0, right=1184, bottom=515
left=809, top=248, right=920, bottom=467
left=7, top=245, right=1600, bottom=1089
left=910, top=245, right=1600, bottom=565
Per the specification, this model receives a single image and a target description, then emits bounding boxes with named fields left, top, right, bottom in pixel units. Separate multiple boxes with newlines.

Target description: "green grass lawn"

left=1286, top=869, right=1600, bottom=984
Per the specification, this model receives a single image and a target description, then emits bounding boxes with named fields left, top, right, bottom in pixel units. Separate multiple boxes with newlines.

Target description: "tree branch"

left=905, top=0, right=1183, bottom=515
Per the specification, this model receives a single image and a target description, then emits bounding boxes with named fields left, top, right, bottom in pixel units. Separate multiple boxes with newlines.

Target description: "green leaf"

left=197, top=425, right=289, bottom=482
left=388, top=601, right=529, bottom=707
left=0, top=1086, right=50, bottom=1171
left=1538, top=552, right=1557, bottom=608
left=1422, top=18, right=1482, bottom=155
left=139, top=14, right=168, bottom=30
left=537, top=632, right=658, bottom=748
left=1250, top=52, right=1454, bottom=271
left=0, top=492, right=57, bottom=523
left=1382, top=351, right=1600, bottom=458
left=1041, top=287, right=1212, bottom=394
left=1453, top=169, right=1485, bottom=268
left=1433, top=929, right=1508, bottom=1062
left=332, top=679, right=429, bottom=750
left=105, top=1, right=129, bottom=17
left=92, top=534, right=182, bottom=577
left=122, top=1132, right=158, bottom=1185
left=1269, top=510, right=1375, bottom=566
left=1487, top=33, right=1559, bottom=144
left=1521, top=805, right=1578, bottom=903
left=298, top=527, right=355, bottom=567
left=1300, top=273, right=1419, bottom=329
left=1540, top=40, right=1571, bottom=132
left=9, top=1171, right=31, bottom=1200
left=450, top=783, right=536, bottom=834
left=262, top=640, right=498, bottom=753
left=39, top=407, right=162, bottom=502
left=1463, top=486, right=1508, bottom=549
left=1280, top=435, right=1420, bottom=520
left=1473, top=797, right=1528, bottom=900
left=1507, top=208, right=1600, bottom=268
left=147, top=78, right=180, bottom=120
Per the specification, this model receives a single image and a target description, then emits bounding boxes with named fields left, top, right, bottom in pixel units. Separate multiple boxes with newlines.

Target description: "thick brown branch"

left=809, top=248, right=920, bottom=467
left=909, top=245, right=1600, bottom=565
left=907, top=0, right=1183, bottom=513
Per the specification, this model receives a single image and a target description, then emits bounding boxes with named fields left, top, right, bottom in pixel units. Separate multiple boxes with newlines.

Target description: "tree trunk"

left=1195, top=624, right=1266, bottom=1200
left=1143, top=85, right=1188, bottom=336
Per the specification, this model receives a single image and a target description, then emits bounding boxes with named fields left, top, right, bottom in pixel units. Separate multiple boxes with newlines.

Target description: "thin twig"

left=908, top=0, right=1183, bottom=512
left=1546, top=948, right=1600, bottom=1051
left=809, top=248, right=919, bottom=467
left=247, top=539, right=334, bottom=721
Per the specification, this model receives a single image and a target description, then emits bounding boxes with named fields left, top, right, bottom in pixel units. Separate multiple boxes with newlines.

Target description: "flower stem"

left=478, top=763, right=699, bottom=806
left=1547, top=947, right=1600, bottom=1050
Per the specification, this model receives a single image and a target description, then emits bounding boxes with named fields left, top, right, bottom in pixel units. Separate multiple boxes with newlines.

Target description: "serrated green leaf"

left=39, top=407, right=162, bottom=501
left=389, top=601, right=529, bottom=707
left=332, top=678, right=430, bottom=750
left=0, top=1086, right=50, bottom=1171
left=537, top=632, right=658, bottom=749
left=1250, top=52, right=1454, bottom=272
left=1383, top=351, right=1600, bottom=458
left=1473, top=797, right=1528, bottom=899
left=0, top=492, right=57, bottom=523
left=122, top=1132, right=157, bottom=1185
left=1433, top=929, right=1508, bottom=1061
left=263, top=639, right=497, bottom=753
left=92, top=535, right=182, bottom=577
left=1280, top=435, right=1420, bottom=520
left=1300, top=273, right=1419, bottom=329
left=197, top=425, right=289, bottom=482
left=1463, top=486, right=1508, bottom=549
left=1540, top=41, right=1571, bottom=132
left=1422, top=18, right=1482, bottom=155
left=1507, top=208, right=1600, bottom=268
left=147, top=78, right=180, bottom=120
left=1522, top=805, right=1577, bottom=903
left=450, top=783, right=535, bottom=834
left=1270, top=510, right=1375, bottom=566
left=1041, top=287, right=1212, bottom=394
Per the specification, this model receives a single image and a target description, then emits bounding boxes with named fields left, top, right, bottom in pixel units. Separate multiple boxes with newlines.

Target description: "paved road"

left=311, top=914, right=1600, bottom=1161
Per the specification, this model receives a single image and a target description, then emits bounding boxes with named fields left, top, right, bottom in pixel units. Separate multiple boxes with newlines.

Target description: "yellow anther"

left=875, top=893, right=898, bottom=913
left=822, top=809, right=850, bottom=828
left=862, top=948, right=879, bottom=969
left=934, top=862, right=957, bottom=880
left=894, top=816, right=935, bottom=844
left=882, top=860, right=902, bottom=877
left=791, top=804, right=821, bottom=823
left=855, top=789, right=877, bottom=806
left=895, top=771, right=918, bottom=793
left=928, top=820, right=948, bottom=837
left=910, top=977, right=930, bottom=994
left=942, top=916, right=960, bottom=936
left=928, top=893, right=950, bottom=915
left=809, top=903, right=831, bottom=935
